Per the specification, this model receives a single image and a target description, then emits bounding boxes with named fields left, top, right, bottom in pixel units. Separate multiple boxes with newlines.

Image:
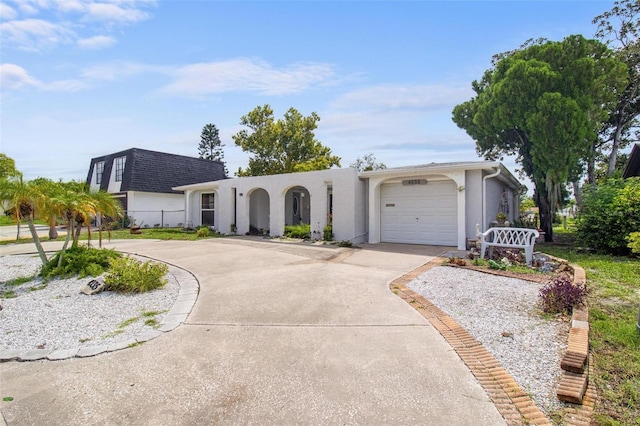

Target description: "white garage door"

left=380, top=180, right=457, bottom=245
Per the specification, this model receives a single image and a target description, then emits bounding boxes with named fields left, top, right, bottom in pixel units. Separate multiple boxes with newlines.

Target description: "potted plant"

left=496, top=212, right=507, bottom=226
left=130, top=220, right=143, bottom=234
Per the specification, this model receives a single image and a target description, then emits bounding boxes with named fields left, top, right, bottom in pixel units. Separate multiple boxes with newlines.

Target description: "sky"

left=0, top=0, right=619, bottom=189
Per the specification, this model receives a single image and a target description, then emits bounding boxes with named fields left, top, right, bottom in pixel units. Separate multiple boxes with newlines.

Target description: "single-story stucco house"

left=86, top=148, right=226, bottom=227
left=174, top=161, right=523, bottom=250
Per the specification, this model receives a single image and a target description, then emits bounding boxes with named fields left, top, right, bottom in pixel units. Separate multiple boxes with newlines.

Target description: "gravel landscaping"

left=0, top=254, right=179, bottom=353
left=408, top=265, right=570, bottom=416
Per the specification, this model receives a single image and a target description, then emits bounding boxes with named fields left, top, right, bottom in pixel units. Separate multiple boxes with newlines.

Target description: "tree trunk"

left=26, top=219, right=49, bottom=266
left=48, top=216, right=58, bottom=240
left=72, top=220, right=83, bottom=248
left=587, top=148, right=596, bottom=184
left=534, top=188, right=554, bottom=242
left=608, top=124, right=624, bottom=176
left=58, top=217, right=75, bottom=268
left=573, top=181, right=583, bottom=209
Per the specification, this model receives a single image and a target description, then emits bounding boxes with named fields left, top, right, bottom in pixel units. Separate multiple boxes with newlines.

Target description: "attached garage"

left=380, top=179, right=457, bottom=246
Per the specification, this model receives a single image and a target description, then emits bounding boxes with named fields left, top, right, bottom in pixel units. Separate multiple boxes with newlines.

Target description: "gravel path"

left=0, top=254, right=179, bottom=352
left=408, top=265, right=570, bottom=416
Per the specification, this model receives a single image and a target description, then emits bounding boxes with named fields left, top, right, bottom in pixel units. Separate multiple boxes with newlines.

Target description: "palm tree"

left=85, top=189, right=123, bottom=248
left=31, top=177, right=63, bottom=240
left=47, top=187, right=87, bottom=266
left=0, top=173, right=48, bottom=265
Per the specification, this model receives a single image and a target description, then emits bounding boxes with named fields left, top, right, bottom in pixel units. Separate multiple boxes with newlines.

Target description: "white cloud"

left=80, top=61, right=164, bottom=81
left=77, top=35, right=116, bottom=49
left=1, top=1, right=156, bottom=52
left=0, top=3, right=18, bottom=20
left=331, top=84, right=474, bottom=112
left=0, top=18, right=74, bottom=51
left=159, top=58, right=337, bottom=97
left=83, top=2, right=150, bottom=23
left=0, top=63, right=42, bottom=90
left=316, top=83, right=480, bottom=167
left=0, top=63, right=87, bottom=92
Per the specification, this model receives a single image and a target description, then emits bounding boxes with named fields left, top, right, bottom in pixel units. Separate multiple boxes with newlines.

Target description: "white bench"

left=478, top=226, right=539, bottom=266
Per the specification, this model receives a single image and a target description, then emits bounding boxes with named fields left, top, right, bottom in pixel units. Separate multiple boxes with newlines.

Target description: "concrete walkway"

left=0, top=238, right=506, bottom=425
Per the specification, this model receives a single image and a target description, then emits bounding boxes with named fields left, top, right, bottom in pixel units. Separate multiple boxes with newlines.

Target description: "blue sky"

left=1, top=0, right=615, bottom=188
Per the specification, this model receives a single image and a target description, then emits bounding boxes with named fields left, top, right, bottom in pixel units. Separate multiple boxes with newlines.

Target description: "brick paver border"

left=390, top=256, right=596, bottom=426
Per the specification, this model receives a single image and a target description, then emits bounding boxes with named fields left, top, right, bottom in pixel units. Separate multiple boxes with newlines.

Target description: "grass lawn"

left=538, top=228, right=640, bottom=425
left=88, top=227, right=224, bottom=241
left=0, top=216, right=47, bottom=226
left=0, top=226, right=225, bottom=245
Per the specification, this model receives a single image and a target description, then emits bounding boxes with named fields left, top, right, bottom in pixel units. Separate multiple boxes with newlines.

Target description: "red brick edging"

left=390, top=257, right=596, bottom=426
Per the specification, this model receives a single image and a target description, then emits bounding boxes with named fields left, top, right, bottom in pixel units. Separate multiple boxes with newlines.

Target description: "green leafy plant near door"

left=284, top=223, right=310, bottom=239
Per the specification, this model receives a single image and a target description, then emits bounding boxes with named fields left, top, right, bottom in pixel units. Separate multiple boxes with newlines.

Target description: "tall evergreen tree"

left=198, top=124, right=227, bottom=174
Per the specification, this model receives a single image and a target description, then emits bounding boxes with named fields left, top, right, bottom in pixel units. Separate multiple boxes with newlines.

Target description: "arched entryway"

left=285, top=186, right=310, bottom=226
left=248, top=188, right=270, bottom=234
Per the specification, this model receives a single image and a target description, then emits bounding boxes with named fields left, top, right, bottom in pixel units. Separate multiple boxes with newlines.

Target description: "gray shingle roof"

left=86, top=148, right=226, bottom=194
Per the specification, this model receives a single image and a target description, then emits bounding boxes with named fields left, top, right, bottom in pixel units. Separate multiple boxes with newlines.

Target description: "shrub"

left=284, top=223, right=311, bottom=239
left=323, top=225, right=333, bottom=241
left=104, top=256, right=168, bottom=293
left=196, top=227, right=210, bottom=238
left=337, top=240, right=352, bottom=247
left=576, top=177, right=640, bottom=254
left=628, top=232, right=640, bottom=254
left=539, top=274, right=588, bottom=314
left=41, top=247, right=121, bottom=279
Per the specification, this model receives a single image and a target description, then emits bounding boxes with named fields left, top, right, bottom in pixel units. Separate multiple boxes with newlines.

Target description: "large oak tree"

left=593, top=0, right=640, bottom=178
left=453, top=35, right=626, bottom=241
left=232, top=105, right=340, bottom=176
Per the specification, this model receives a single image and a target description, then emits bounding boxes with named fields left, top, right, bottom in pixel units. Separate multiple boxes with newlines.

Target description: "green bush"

left=104, top=256, right=168, bottom=293
left=628, top=232, right=640, bottom=254
left=576, top=177, right=640, bottom=254
left=196, top=227, right=210, bottom=238
left=323, top=225, right=333, bottom=241
left=41, top=247, right=121, bottom=279
left=284, top=223, right=310, bottom=239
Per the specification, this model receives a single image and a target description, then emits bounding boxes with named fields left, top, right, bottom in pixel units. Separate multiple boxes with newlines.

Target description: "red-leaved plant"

left=539, top=275, right=589, bottom=314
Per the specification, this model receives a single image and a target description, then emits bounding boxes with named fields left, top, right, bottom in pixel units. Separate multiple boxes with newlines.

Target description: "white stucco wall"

left=179, top=168, right=362, bottom=241
left=465, top=169, right=484, bottom=239
left=126, top=192, right=185, bottom=228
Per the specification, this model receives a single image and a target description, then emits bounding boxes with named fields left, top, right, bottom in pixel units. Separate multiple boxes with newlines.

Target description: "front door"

left=292, top=192, right=301, bottom=225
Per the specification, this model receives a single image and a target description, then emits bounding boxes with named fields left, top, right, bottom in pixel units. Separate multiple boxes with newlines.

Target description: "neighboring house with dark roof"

left=622, top=143, right=640, bottom=178
left=86, top=148, right=226, bottom=227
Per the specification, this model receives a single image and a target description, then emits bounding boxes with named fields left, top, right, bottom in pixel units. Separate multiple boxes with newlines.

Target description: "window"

left=201, top=193, right=215, bottom=226
left=115, top=156, right=125, bottom=182
left=95, top=161, right=105, bottom=185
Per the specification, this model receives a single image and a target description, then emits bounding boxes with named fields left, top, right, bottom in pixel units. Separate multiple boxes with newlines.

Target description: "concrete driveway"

left=0, top=238, right=505, bottom=425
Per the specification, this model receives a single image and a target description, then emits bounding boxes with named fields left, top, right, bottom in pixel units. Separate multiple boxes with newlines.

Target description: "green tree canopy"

left=350, top=153, right=387, bottom=171
left=452, top=35, right=627, bottom=241
left=0, top=153, right=18, bottom=180
left=232, top=105, right=341, bottom=176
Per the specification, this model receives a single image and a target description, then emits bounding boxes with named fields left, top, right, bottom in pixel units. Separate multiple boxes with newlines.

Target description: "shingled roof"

left=86, top=148, right=226, bottom=194
left=622, top=143, right=640, bottom=178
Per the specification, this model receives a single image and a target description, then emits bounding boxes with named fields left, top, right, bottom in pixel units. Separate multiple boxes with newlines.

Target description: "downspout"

left=482, top=167, right=501, bottom=231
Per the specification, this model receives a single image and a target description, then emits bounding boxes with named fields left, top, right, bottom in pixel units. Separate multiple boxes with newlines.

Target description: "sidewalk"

left=0, top=225, right=67, bottom=243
